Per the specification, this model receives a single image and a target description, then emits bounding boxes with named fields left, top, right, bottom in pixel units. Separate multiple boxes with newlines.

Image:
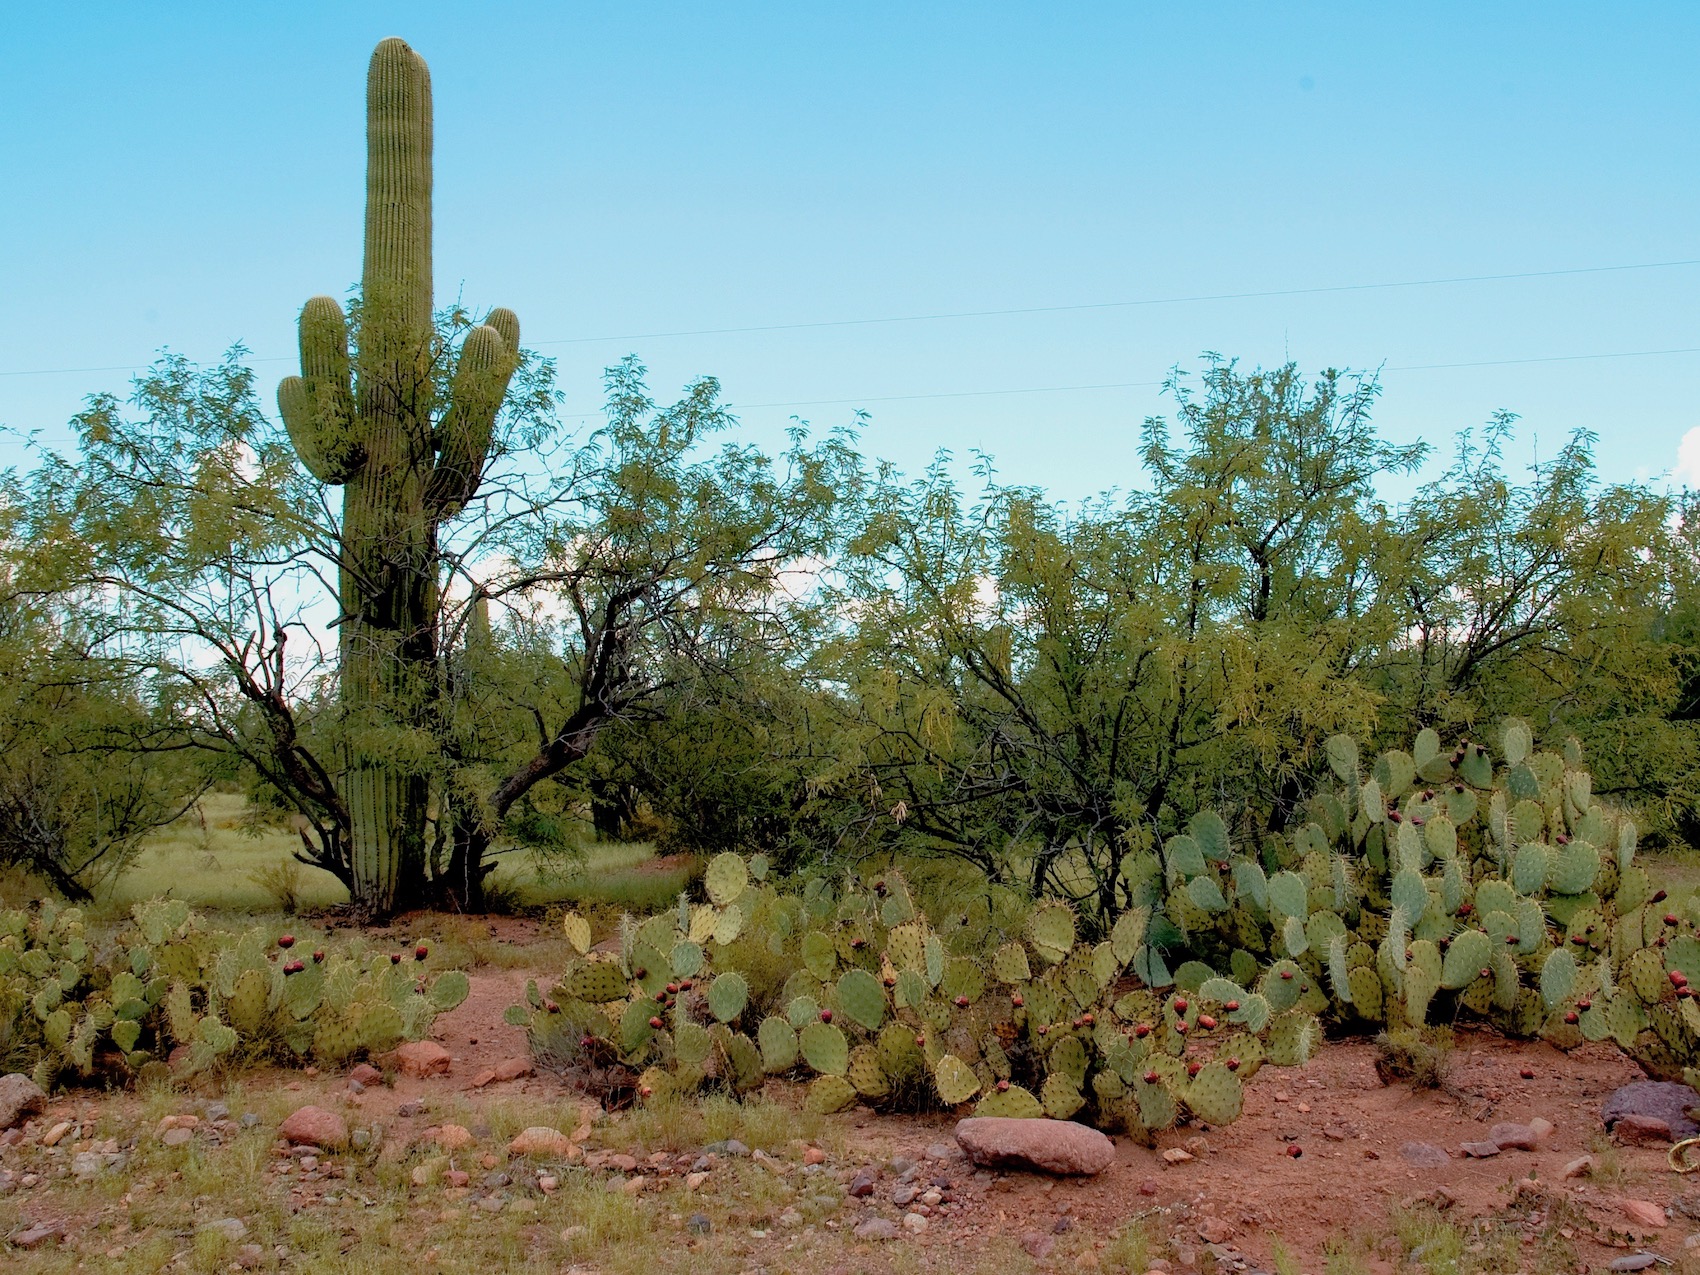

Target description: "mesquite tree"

left=276, top=38, right=520, bottom=913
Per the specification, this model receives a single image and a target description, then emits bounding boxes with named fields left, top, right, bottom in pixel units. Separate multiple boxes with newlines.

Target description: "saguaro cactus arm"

left=278, top=296, right=363, bottom=483
left=426, top=308, right=520, bottom=514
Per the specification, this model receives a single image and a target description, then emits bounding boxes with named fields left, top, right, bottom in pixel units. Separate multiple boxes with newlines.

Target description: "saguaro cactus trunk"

left=278, top=38, right=519, bottom=917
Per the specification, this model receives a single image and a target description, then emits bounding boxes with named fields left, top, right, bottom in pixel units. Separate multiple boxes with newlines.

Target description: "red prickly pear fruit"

left=655, top=990, right=668, bottom=1002
left=1479, top=968, right=1491, bottom=980
left=1577, top=998, right=1592, bottom=1009
left=1134, top=1023, right=1151, bottom=1038
left=580, top=1035, right=595, bottom=1048
left=679, top=978, right=693, bottom=990
left=996, top=1079, right=1010, bottom=1092
left=1388, top=809, right=1402, bottom=823
left=915, top=1036, right=926, bottom=1047
left=1174, top=1021, right=1189, bottom=1035
left=884, top=974, right=897, bottom=987
left=1286, top=1144, right=1303, bottom=1158
left=1011, top=994, right=1024, bottom=1007
left=283, top=960, right=303, bottom=974
left=640, top=1085, right=653, bottom=1099
left=278, top=935, right=295, bottom=949
left=1520, top=1069, right=1535, bottom=1080
left=1197, top=1014, right=1217, bottom=1030
left=1038, top=1024, right=1049, bottom=1035
left=1081, top=1013, right=1094, bottom=1026
left=1280, top=970, right=1294, bottom=980
left=1144, top=1071, right=1160, bottom=1085
left=955, top=996, right=970, bottom=1008
left=1505, top=935, right=1519, bottom=944
left=1667, top=915, right=1680, bottom=927
left=1300, top=985, right=1310, bottom=993
left=1458, top=902, right=1473, bottom=916
left=1673, top=971, right=1690, bottom=988
left=820, top=1009, right=833, bottom=1022
left=1187, top=1061, right=1201, bottom=1077
left=1172, top=998, right=1188, bottom=1012
left=1564, top=1011, right=1580, bottom=1024
left=312, top=951, right=325, bottom=963
left=666, top=983, right=679, bottom=994
left=1653, top=889, right=1669, bottom=904
left=850, top=937, right=866, bottom=949
left=1680, top=987, right=1694, bottom=999
left=649, top=1016, right=664, bottom=1029
left=634, top=968, right=647, bottom=979
left=544, top=1001, right=559, bottom=1013
left=1226, top=1057, right=1241, bottom=1071
left=1571, top=935, right=1588, bottom=945
left=415, top=945, right=429, bottom=961
left=390, top=953, right=402, bottom=964
left=1224, top=1001, right=1240, bottom=1012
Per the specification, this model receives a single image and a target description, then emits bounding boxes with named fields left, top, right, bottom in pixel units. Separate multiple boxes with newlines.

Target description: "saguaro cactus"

left=277, top=38, right=519, bottom=915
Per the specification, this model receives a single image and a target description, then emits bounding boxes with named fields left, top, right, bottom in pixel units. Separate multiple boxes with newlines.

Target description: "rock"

left=493, top=1057, right=534, bottom=1082
left=1488, top=1122, right=1547, bottom=1151
left=1562, top=1156, right=1595, bottom=1179
left=1459, top=1141, right=1501, bottom=1158
left=444, top=1169, right=470, bottom=1188
left=1399, top=1142, right=1451, bottom=1168
left=235, top=1244, right=265, bottom=1269
left=435, top=1124, right=474, bottom=1151
left=1609, top=1256, right=1660, bottom=1272
left=1614, top=1114, right=1675, bottom=1146
left=1197, top=1217, right=1233, bottom=1244
left=893, top=1184, right=919, bottom=1206
left=0, top=1076, right=46, bottom=1131
left=469, top=1069, right=497, bottom=1089
left=1139, top=1178, right=1159, bottom=1196
left=849, top=1167, right=877, bottom=1197
left=1161, top=1148, right=1195, bottom=1165
left=926, top=1141, right=960, bottom=1160
left=608, top=1153, right=639, bottom=1173
left=954, top=1117, right=1115, bottom=1176
left=39, top=1120, right=72, bottom=1147
left=1620, top=1198, right=1668, bottom=1230
left=12, top=1223, right=60, bottom=1248
left=508, top=1127, right=572, bottom=1158
left=705, top=1138, right=749, bottom=1156
left=855, top=1218, right=899, bottom=1241
left=161, top=1127, right=193, bottom=1148
left=70, top=1151, right=102, bottom=1178
left=279, top=1105, right=349, bottom=1149
left=396, top=1100, right=425, bottom=1118
left=1020, top=1231, right=1056, bottom=1259
left=684, top=1212, right=712, bottom=1235
left=199, top=1218, right=248, bottom=1243
left=903, top=1211, right=928, bottom=1233
left=394, top=1040, right=452, bottom=1078
left=349, top=1063, right=382, bottom=1087
left=804, top=1146, right=826, bottom=1165
left=685, top=1171, right=708, bottom=1191
left=1604, top=1081, right=1700, bottom=1141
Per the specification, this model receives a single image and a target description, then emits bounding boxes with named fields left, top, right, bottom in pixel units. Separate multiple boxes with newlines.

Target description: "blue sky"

left=2, top=2, right=1695, bottom=501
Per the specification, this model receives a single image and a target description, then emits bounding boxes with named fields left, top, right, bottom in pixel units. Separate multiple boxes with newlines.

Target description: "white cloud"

left=1676, top=426, right=1700, bottom=488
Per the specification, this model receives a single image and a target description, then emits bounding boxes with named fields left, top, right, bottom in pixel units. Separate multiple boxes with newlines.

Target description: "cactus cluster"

left=1144, top=722, right=1645, bottom=1046
left=0, top=898, right=469, bottom=1090
left=515, top=718, right=1694, bottom=1130
left=513, top=851, right=1316, bottom=1137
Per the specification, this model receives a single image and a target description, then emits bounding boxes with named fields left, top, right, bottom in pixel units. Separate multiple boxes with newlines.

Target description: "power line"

left=529, top=257, right=1700, bottom=348
left=1, top=256, right=1696, bottom=379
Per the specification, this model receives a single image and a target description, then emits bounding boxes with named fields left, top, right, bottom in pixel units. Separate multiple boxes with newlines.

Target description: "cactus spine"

left=277, top=38, right=519, bottom=915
